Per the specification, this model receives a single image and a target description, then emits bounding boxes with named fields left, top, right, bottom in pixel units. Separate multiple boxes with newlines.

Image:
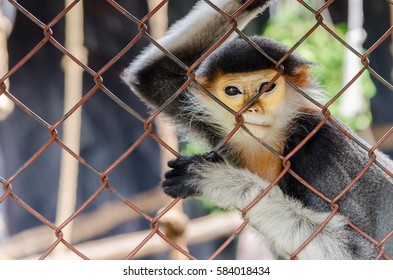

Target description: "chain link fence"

left=0, top=0, right=393, bottom=260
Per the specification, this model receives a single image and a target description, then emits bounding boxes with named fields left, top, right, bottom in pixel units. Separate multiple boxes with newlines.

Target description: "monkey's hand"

left=163, top=151, right=224, bottom=199
left=163, top=151, right=267, bottom=210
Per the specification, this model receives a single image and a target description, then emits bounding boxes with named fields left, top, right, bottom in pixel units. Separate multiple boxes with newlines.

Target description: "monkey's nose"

left=247, top=107, right=259, bottom=113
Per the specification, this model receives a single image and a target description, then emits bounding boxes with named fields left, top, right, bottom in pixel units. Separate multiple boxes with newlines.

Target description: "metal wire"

left=0, top=0, right=392, bottom=260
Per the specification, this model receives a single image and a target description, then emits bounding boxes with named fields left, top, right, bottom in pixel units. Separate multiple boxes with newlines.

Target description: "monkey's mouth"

left=244, top=122, right=272, bottom=128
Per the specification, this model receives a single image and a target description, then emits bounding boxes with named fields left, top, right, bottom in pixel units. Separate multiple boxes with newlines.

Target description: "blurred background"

left=0, top=0, right=392, bottom=260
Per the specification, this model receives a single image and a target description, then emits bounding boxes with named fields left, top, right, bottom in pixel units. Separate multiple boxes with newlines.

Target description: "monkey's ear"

left=195, top=75, right=216, bottom=95
left=195, top=76, right=208, bottom=90
left=286, top=65, right=311, bottom=89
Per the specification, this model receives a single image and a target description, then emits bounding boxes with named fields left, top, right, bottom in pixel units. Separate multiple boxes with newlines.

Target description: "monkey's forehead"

left=196, top=36, right=311, bottom=80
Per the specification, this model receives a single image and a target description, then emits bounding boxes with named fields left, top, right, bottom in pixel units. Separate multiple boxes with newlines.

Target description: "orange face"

left=198, top=69, right=287, bottom=140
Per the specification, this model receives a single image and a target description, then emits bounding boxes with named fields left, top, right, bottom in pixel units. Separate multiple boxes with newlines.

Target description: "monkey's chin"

left=243, top=123, right=271, bottom=140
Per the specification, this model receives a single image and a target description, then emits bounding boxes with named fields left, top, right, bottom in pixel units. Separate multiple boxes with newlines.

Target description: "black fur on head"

left=196, top=35, right=312, bottom=82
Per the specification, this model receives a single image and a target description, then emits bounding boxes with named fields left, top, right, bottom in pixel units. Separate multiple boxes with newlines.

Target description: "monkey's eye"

left=224, top=86, right=243, bottom=97
left=259, top=82, right=276, bottom=94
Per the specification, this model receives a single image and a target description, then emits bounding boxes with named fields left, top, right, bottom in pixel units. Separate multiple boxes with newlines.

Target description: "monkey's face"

left=200, top=69, right=287, bottom=141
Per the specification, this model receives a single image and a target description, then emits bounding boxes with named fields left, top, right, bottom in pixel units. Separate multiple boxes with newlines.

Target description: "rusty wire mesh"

left=0, top=0, right=393, bottom=260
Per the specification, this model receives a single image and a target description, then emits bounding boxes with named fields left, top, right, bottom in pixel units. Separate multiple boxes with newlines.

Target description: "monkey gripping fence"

left=1, top=0, right=393, bottom=260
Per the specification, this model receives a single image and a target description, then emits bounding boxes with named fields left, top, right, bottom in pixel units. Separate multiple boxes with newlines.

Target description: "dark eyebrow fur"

left=197, top=36, right=312, bottom=82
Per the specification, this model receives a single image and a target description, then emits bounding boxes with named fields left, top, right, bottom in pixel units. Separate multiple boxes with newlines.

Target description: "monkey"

left=122, top=0, right=393, bottom=259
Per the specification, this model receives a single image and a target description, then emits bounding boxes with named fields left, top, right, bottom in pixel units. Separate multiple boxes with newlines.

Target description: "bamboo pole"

left=54, top=0, right=87, bottom=253
left=0, top=187, right=166, bottom=259
left=0, top=1, right=14, bottom=121
left=23, top=211, right=242, bottom=260
left=338, top=0, right=367, bottom=118
left=146, top=0, right=190, bottom=260
left=0, top=0, right=14, bottom=250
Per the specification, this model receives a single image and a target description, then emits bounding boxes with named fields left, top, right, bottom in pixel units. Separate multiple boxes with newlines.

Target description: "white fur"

left=190, top=161, right=352, bottom=259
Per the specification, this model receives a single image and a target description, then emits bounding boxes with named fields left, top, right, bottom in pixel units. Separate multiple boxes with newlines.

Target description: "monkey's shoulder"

left=280, top=111, right=369, bottom=205
left=285, top=111, right=349, bottom=157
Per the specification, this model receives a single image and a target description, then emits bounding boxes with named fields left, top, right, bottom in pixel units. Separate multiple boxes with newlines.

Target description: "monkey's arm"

left=163, top=152, right=362, bottom=259
left=122, top=0, right=272, bottom=116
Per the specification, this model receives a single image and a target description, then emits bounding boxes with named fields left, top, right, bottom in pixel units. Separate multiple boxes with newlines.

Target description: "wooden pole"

left=0, top=187, right=166, bottom=259
left=338, top=0, right=368, bottom=118
left=0, top=1, right=14, bottom=121
left=24, top=212, right=242, bottom=260
left=54, top=0, right=87, bottom=252
left=146, top=0, right=190, bottom=260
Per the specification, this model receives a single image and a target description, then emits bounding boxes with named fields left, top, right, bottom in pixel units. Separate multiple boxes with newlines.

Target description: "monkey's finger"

left=163, top=184, right=198, bottom=199
left=162, top=177, right=179, bottom=188
left=164, top=169, right=184, bottom=179
left=162, top=183, right=188, bottom=198
left=167, top=156, right=196, bottom=168
left=203, top=151, right=224, bottom=163
left=162, top=186, right=180, bottom=198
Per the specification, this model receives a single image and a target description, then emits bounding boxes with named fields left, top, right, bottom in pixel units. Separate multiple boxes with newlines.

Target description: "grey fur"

left=123, top=0, right=393, bottom=259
